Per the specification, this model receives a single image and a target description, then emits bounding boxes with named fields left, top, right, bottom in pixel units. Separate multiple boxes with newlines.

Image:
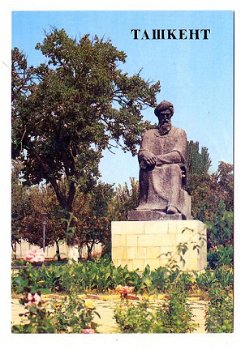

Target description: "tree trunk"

left=87, top=241, right=95, bottom=260
left=55, top=240, right=61, bottom=261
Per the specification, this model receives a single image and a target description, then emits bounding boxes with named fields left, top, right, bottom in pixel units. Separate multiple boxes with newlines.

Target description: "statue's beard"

left=159, top=121, right=172, bottom=135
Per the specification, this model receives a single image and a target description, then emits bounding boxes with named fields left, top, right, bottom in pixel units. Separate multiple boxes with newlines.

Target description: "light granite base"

left=111, top=220, right=207, bottom=272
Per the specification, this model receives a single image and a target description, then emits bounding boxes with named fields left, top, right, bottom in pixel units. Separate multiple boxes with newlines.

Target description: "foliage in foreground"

left=114, top=286, right=196, bottom=333
left=12, top=258, right=233, bottom=296
left=12, top=288, right=100, bottom=334
left=207, top=245, right=233, bottom=269
left=205, top=286, right=233, bottom=333
left=12, top=259, right=234, bottom=333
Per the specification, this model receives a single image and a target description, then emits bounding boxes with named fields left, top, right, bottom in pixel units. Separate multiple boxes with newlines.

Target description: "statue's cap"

left=154, top=100, right=174, bottom=117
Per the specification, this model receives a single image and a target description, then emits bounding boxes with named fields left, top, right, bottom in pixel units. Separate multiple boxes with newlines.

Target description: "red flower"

left=116, top=285, right=135, bottom=297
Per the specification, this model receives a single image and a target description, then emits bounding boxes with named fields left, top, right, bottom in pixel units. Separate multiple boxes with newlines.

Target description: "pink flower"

left=33, top=293, right=42, bottom=304
left=25, top=292, right=42, bottom=306
left=81, top=328, right=95, bottom=334
left=24, top=248, right=45, bottom=263
left=27, top=292, right=33, bottom=302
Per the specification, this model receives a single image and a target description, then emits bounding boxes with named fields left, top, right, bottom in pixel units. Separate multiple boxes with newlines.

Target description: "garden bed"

left=11, top=259, right=233, bottom=333
left=12, top=292, right=207, bottom=333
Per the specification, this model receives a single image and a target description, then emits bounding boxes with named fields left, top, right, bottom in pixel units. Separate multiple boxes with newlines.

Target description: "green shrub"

left=12, top=259, right=233, bottom=297
left=195, top=267, right=233, bottom=292
left=207, top=245, right=233, bottom=269
left=154, top=286, right=196, bottom=333
left=207, top=201, right=233, bottom=247
left=12, top=305, right=56, bottom=333
left=214, top=266, right=233, bottom=290
left=195, top=270, right=217, bottom=291
left=12, top=263, right=46, bottom=294
left=114, top=299, right=155, bottom=333
left=114, top=286, right=196, bottom=333
left=53, top=289, right=100, bottom=333
left=205, top=286, right=233, bottom=333
left=149, top=267, right=168, bottom=293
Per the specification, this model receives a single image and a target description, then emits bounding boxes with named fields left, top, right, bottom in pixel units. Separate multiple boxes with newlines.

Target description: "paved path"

left=190, top=300, right=207, bottom=333
left=11, top=295, right=207, bottom=333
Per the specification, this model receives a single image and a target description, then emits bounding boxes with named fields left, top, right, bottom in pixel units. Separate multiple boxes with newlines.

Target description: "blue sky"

left=12, top=10, right=234, bottom=187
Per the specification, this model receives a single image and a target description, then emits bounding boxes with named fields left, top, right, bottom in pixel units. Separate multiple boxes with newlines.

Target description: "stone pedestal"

left=128, top=210, right=183, bottom=221
left=111, top=220, right=207, bottom=272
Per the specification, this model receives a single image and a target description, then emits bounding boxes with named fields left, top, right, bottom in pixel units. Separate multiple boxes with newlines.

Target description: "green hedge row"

left=12, top=258, right=233, bottom=295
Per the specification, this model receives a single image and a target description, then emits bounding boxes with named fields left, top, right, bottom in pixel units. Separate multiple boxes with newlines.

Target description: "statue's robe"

left=137, top=126, right=191, bottom=219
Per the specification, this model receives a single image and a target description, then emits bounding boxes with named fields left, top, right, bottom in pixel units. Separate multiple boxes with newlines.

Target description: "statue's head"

left=154, top=100, right=174, bottom=134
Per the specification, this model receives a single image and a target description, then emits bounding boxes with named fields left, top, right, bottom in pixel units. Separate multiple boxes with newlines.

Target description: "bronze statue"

left=128, top=100, right=191, bottom=220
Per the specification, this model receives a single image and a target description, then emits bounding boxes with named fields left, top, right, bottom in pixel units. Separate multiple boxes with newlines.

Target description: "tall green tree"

left=12, top=160, right=33, bottom=249
left=186, top=142, right=233, bottom=248
left=214, top=161, right=233, bottom=211
left=12, top=172, right=114, bottom=260
left=108, top=178, right=139, bottom=221
left=73, top=182, right=114, bottom=259
left=186, top=142, right=233, bottom=223
left=186, top=140, right=212, bottom=193
left=12, top=28, right=160, bottom=242
left=187, top=141, right=212, bottom=174
left=186, top=140, right=212, bottom=219
left=20, top=185, right=66, bottom=260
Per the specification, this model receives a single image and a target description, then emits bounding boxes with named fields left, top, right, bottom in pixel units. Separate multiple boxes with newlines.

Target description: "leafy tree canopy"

left=187, top=141, right=212, bottom=177
left=12, top=28, right=160, bottom=216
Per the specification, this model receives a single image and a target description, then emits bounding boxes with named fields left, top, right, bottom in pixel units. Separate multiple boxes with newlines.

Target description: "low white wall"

left=12, top=240, right=103, bottom=260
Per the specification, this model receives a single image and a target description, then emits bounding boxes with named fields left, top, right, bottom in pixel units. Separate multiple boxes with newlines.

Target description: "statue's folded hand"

left=143, top=153, right=156, bottom=166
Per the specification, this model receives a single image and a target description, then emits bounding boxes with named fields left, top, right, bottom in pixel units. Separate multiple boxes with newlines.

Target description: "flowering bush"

left=52, top=290, right=100, bottom=333
left=12, top=290, right=56, bottom=333
left=116, top=285, right=134, bottom=296
left=24, top=248, right=45, bottom=263
left=12, top=288, right=100, bottom=334
left=115, top=285, right=139, bottom=301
